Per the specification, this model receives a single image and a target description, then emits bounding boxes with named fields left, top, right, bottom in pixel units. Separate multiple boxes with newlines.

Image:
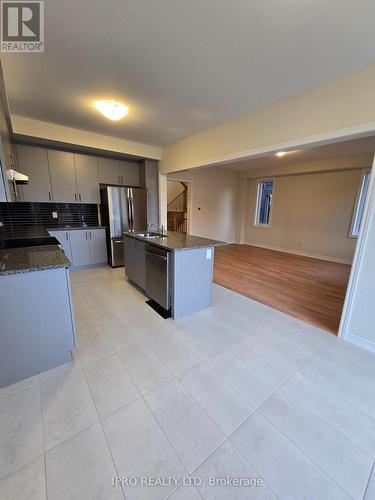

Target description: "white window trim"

left=254, top=178, right=274, bottom=228
left=349, top=169, right=371, bottom=238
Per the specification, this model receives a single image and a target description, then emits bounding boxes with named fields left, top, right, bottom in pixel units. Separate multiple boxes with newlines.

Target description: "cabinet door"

left=69, top=230, right=91, bottom=266
left=49, top=230, right=72, bottom=262
left=47, top=150, right=78, bottom=203
left=89, top=229, right=107, bottom=264
left=124, top=237, right=136, bottom=282
left=98, top=158, right=120, bottom=185
left=15, top=145, right=52, bottom=202
left=134, top=239, right=146, bottom=290
left=74, top=154, right=99, bottom=203
left=118, top=160, right=140, bottom=186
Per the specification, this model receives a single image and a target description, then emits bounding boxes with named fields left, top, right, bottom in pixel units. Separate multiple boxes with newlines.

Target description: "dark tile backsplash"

left=0, top=202, right=99, bottom=232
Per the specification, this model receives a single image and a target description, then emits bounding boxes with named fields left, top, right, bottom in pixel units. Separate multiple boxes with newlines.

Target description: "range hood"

left=7, top=169, right=29, bottom=185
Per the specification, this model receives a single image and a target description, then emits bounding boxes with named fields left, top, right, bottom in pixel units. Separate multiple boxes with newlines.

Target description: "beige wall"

left=167, top=180, right=185, bottom=205
left=168, top=167, right=238, bottom=242
left=11, top=115, right=161, bottom=160
left=161, top=64, right=375, bottom=174
left=239, top=168, right=364, bottom=262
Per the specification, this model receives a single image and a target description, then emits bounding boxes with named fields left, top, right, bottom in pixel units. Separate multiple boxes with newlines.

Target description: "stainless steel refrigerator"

left=100, top=185, right=147, bottom=267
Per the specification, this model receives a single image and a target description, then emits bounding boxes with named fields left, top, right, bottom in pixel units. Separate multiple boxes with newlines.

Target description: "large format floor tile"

left=84, top=353, right=140, bottom=418
left=3, top=266, right=375, bottom=500
left=205, top=351, right=277, bottom=408
left=145, top=379, right=225, bottom=473
left=195, top=440, right=277, bottom=499
left=46, top=423, right=124, bottom=500
left=230, top=412, right=352, bottom=500
left=179, top=363, right=253, bottom=436
left=0, top=455, right=46, bottom=500
left=102, top=398, right=186, bottom=500
left=118, top=343, right=173, bottom=394
left=41, top=368, right=98, bottom=450
left=259, top=390, right=373, bottom=499
left=282, top=371, right=375, bottom=455
left=0, top=385, right=43, bottom=477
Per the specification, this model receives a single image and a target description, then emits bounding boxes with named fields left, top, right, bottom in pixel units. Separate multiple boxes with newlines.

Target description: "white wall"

left=11, top=116, right=161, bottom=160
left=340, top=157, right=375, bottom=350
left=168, top=167, right=238, bottom=242
left=161, top=64, right=375, bottom=173
left=237, top=167, right=365, bottom=262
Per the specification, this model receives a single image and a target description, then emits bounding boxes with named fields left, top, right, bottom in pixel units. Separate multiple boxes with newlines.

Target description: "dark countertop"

left=124, top=231, right=226, bottom=252
left=47, top=225, right=106, bottom=232
left=0, top=245, right=71, bottom=276
left=0, top=226, right=106, bottom=241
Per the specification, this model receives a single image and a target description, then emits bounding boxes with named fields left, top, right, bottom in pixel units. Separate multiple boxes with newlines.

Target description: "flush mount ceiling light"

left=276, top=151, right=287, bottom=157
left=95, top=100, right=129, bottom=121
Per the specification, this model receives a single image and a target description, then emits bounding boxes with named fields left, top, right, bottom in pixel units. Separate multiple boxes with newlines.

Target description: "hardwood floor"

left=214, top=244, right=352, bottom=334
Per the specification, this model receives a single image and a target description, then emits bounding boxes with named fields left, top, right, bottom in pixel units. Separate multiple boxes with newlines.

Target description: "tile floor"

left=0, top=266, right=375, bottom=500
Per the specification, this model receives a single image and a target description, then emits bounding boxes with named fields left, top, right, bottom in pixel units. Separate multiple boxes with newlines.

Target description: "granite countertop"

left=0, top=245, right=71, bottom=276
left=47, top=225, right=106, bottom=231
left=124, top=231, right=226, bottom=252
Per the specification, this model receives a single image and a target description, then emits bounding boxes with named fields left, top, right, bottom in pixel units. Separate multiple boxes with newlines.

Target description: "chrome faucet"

left=147, top=222, right=167, bottom=236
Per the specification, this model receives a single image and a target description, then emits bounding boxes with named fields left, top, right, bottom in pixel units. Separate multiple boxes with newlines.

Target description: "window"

left=351, top=169, right=371, bottom=237
left=255, top=179, right=273, bottom=226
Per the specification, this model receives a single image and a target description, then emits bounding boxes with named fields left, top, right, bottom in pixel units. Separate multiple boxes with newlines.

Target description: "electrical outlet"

left=52, top=212, right=58, bottom=219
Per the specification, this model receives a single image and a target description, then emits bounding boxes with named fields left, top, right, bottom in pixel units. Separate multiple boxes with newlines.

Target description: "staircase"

left=167, top=183, right=188, bottom=233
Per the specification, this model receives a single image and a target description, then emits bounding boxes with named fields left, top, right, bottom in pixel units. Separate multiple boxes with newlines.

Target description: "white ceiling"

left=2, top=0, right=375, bottom=147
left=221, top=136, right=375, bottom=171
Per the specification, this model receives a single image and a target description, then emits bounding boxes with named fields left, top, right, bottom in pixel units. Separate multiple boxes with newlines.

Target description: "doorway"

left=167, top=180, right=189, bottom=233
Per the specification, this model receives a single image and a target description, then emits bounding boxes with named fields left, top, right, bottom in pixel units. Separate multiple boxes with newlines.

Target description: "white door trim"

left=338, top=153, right=375, bottom=340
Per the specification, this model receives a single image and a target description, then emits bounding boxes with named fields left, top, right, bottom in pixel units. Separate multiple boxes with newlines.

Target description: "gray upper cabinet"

left=118, top=160, right=139, bottom=186
left=98, top=158, right=120, bottom=185
left=48, top=150, right=78, bottom=203
left=74, top=154, right=99, bottom=203
left=15, top=145, right=52, bottom=202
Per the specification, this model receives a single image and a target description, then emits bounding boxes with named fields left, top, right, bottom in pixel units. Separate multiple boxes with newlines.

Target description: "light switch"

left=206, top=249, right=212, bottom=259
left=52, top=212, right=58, bottom=219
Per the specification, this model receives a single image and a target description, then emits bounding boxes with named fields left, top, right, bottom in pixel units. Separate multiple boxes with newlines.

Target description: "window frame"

left=350, top=168, right=371, bottom=238
left=254, top=178, right=274, bottom=228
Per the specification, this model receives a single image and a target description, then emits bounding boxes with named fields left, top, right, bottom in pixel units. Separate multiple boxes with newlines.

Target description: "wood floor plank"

left=214, top=245, right=351, bottom=334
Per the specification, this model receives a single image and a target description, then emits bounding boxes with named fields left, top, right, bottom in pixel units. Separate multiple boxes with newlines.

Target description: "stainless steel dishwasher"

left=145, top=245, right=171, bottom=310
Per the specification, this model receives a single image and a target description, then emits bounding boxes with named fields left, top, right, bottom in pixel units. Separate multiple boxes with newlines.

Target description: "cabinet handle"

left=48, top=191, right=51, bottom=201
left=74, top=193, right=77, bottom=201
left=79, top=193, right=81, bottom=202
left=85, top=232, right=88, bottom=240
left=66, top=232, right=68, bottom=241
left=90, top=231, right=92, bottom=240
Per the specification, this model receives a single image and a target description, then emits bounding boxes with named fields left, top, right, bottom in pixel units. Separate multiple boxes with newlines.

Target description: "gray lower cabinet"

left=69, top=230, right=92, bottom=266
left=0, top=267, right=75, bottom=387
left=88, top=229, right=107, bottom=264
left=50, top=229, right=107, bottom=267
left=124, top=236, right=146, bottom=290
left=49, top=230, right=73, bottom=261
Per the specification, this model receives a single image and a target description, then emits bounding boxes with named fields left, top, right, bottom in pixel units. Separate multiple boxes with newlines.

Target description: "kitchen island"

left=124, top=231, right=225, bottom=319
left=0, top=230, right=75, bottom=387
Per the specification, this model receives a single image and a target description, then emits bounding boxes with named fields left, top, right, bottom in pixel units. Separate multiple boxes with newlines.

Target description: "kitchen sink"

left=136, top=232, right=166, bottom=239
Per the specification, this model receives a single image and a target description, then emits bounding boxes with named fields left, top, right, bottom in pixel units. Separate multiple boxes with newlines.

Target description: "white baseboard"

left=238, top=241, right=352, bottom=265
left=344, top=332, right=375, bottom=353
